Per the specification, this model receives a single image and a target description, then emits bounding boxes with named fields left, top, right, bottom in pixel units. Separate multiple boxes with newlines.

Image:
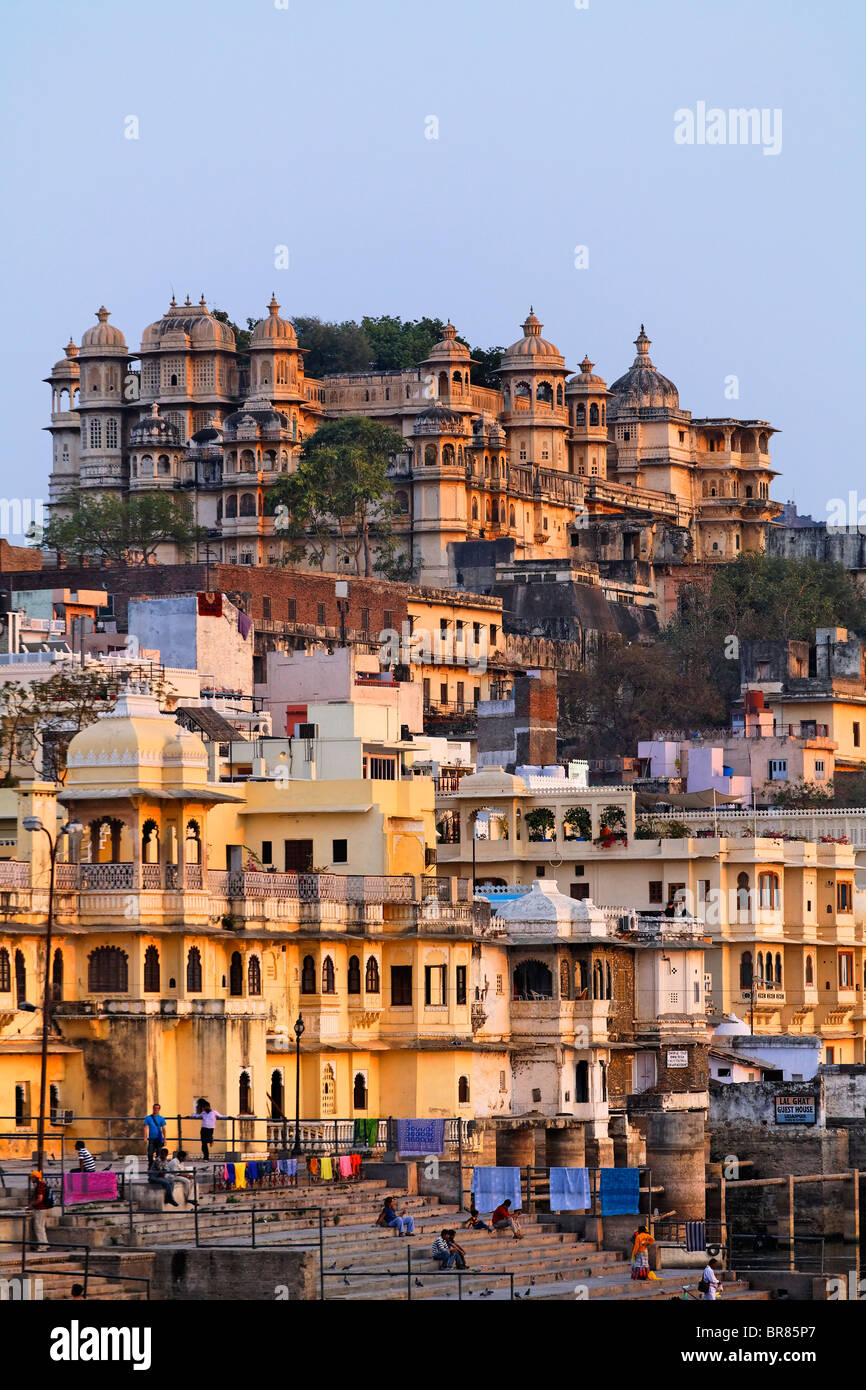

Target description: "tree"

left=269, top=416, right=408, bottom=576
left=212, top=310, right=256, bottom=354
left=467, top=345, right=505, bottom=389
left=292, top=316, right=373, bottom=377
left=0, top=666, right=156, bottom=785
left=758, top=779, right=835, bottom=810
left=40, top=492, right=206, bottom=566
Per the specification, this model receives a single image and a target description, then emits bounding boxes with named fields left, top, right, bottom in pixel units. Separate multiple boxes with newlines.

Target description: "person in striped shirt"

left=74, top=1140, right=96, bottom=1172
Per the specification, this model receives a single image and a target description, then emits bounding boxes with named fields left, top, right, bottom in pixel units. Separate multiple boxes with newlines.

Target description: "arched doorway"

left=512, top=959, right=553, bottom=1000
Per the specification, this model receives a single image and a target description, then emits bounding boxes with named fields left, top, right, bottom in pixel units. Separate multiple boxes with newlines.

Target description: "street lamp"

left=21, top=816, right=84, bottom=1172
left=291, top=1012, right=305, bottom=1157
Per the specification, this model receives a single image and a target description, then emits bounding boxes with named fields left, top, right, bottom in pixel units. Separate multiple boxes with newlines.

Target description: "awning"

left=58, top=786, right=243, bottom=803
left=636, top=788, right=747, bottom=810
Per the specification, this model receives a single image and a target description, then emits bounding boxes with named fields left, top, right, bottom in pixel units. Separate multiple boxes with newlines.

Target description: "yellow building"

left=435, top=768, right=866, bottom=1062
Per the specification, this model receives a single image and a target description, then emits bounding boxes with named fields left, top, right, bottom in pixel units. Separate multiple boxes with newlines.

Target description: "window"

left=367, top=756, right=396, bottom=781
left=321, top=1063, right=336, bottom=1116
left=239, top=1069, right=253, bottom=1114
left=365, top=957, right=380, bottom=993
left=0, top=947, right=10, bottom=993
left=229, top=951, right=243, bottom=996
left=837, top=881, right=853, bottom=912
left=458, top=1075, right=470, bottom=1104
left=456, top=965, right=467, bottom=1005
left=570, top=883, right=590, bottom=900
left=814, top=760, right=825, bottom=778
left=87, top=946, right=128, bottom=993
left=261, top=840, right=273, bottom=866
left=425, top=964, right=447, bottom=1006
left=774, top=952, right=783, bottom=985
left=758, top=872, right=780, bottom=909
left=768, top=759, right=788, bottom=781
left=499, top=1070, right=507, bottom=1092
left=496, top=974, right=503, bottom=996
left=353, top=1071, right=368, bottom=1110
left=248, top=955, right=262, bottom=996
left=284, top=839, right=313, bottom=872
left=262, top=597, right=271, bottom=620
left=322, top=956, right=335, bottom=994
left=317, top=602, right=326, bottom=625
left=855, top=722, right=861, bottom=749
left=332, top=838, right=348, bottom=864
left=288, top=598, right=297, bottom=621
left=270, top=1068, right=284, bottom=1118
left=143, top=946, right=160, bottom=994
left=391, top=965, right=412, bottom=1006
left=805, top=954, right=814, bottom=985
left=575, top=1061, right=589, bottom=1103
left=14, top=953, right=26, bottom=1006
left=649, top=880, right=663, bottom=905
left=89, top=417, right=102, bottom=449
left=15, top=1082, right=31, bottom=1128
left=383, top=610, right=393, bottom=631
left=348, top=955, right=361, bottom=994
left=739, top=951, right=753, bottom=988
left=301, top=955, right=316, bottom=994
left=361, top=607, right=370, bottom=632
left=106, top=417, right=118, bottom=448
left=839, top=952, right=854, bottom=988
left=186, top=947, right=202, bottom=993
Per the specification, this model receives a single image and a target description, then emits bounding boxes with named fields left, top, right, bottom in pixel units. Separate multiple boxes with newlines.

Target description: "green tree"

left=212, top=310, right=256, bottom=354
left=41, top=492, right=206, bottom=566
left=269, top=416, right=408, bottom=576
left=467, top=344, right=505, bottom=389
left=292, top=316, right=373, bottom=377
left=0, top=666, right=148, bottom=784
left=758, top=779, right=835, bottom=810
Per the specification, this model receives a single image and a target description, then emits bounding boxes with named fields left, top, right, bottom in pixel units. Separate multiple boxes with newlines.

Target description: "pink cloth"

left=339, top=1155, right=353, bottom=1178
left=64, top=1171, right=118, bottom=1205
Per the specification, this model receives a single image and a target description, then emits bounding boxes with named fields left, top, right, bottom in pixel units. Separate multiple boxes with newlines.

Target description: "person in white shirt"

left=188, top=1099, right=225, bottom=1160
left=167, top=1149, right=195, bottom=1203
left=702, top=1259, right=722, bottom=1300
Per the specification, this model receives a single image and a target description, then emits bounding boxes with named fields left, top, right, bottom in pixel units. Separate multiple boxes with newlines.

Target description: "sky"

left=1, top=0, right=863, bottom=532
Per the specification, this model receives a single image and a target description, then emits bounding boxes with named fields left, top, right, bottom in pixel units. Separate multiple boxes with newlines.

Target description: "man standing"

left=26, top=1170, right=52, bottom=1250
left=144, top=1103, right=167, bottom=1168
left=702, top=1258, right=722, bottom=1300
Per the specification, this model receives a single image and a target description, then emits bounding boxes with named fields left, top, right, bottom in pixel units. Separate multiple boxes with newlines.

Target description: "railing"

left=207, top=871, right=416, bottom=903
left=0, top=861, right=30, bottom=888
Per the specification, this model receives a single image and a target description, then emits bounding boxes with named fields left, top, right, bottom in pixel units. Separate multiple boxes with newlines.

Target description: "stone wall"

left=149, top=1246, right=318, bottom=1300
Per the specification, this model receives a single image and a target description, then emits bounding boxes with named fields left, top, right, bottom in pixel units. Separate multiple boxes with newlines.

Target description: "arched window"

left=512, top=959, right=553, bottom=1000
left=515, top=380, right=531, bottom=399
left=395, top=490, right=409, bottom=514
left=536, top=382, right=553, bottom=404
left=775, top=952, right=783, bottom=985
left=270, top=1068, right=284, bottom=1118
left=239, top=1069, right=253, bottom=1114
left=757, top=951, right=765, bottom=981
left=88, top=946, right=128, bottom=993
left=458, top=1075, right=470, bottom=1104
left=556, top=383, right=563, bottom=406
left=758, top=872, right=780, bottom=909
left=442, top=443, right=455, bottom=466
left=240, top=492, right=256, bottom=517
left=301, top=955, right=316, bottom=993
left=575, top=960, right=588, bottom=997
left=437, top=371, right=448, bottom=398
left=592, top=960, right=604, bottom=1000
left=365, top=957, right=380, bottom=993
left=143, top=946, right=160, bottom=993
left=589, top=403, right=599, bottom=426
left=575, top=1060, right=589, bottom=1103
left=348, top=955, right=361, bottom=994
left=353, top=1071, right=368, bottom=1111
left=14, top=949, right=26, bottom=1005
left=739, top=951, right=753, bottom=988
left=424, top=444, right=436, bottom=466
left=141, top=819, right=159, bottom=864
left=321, top=1063, right=336, bottom=1116
left=52, top=949, right=63, bottom=1003
left=599, top=1061, right=607, bottom=1102
left=229, top=951, right=243, bottom=996
left=186, top=947, right=202, bottom=993
left=322, top=956, right=335, bottom=994
left=471, top=498, right=479, bottom=521
left=248, top=954, right=262, bottom=996
left=576, top=403, right=586, bottom=426
left=736, top=872, right=750, bottom=912
left=805, top=954, right=814, bottom=985
left=0, top=947, right=10, bottom=993
left=605, top=962, right=612, bottom=999
left=499, top=500, right=506, bottom=522
left=509, top=506, right=516, bottom=527
left=226, top=495, right=238, bottom=518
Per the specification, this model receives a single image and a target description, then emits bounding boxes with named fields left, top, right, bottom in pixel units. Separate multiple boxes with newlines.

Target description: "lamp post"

left=22, top=816, right=84, bottom=1172
left=291, top=1012, right=305, bottom=1157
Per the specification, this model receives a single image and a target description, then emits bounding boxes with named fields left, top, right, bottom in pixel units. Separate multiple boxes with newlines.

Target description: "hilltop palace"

left=45, top=298, right=781, bottom=597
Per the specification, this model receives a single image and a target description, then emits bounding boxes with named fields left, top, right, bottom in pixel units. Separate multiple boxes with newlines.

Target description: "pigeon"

left=343, top=1276, right=350, bottom=1286
left=414, top=1278, right=423, bottom=1287
left=529, top=1276, right=536, bottom=1285
left=328, top=1261, right=336, bottom=1269
left=515, top=1292, right=522, bottom=1299
left=524, top=1287, right=531, bottom=1297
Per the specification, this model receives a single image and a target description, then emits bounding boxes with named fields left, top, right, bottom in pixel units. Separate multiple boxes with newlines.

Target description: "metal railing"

left=321, top=1244, right=515, bottom=1301
left=0, top=1229, right=151, bottom=1300
left=462, top=1165, right=656, bottom=1219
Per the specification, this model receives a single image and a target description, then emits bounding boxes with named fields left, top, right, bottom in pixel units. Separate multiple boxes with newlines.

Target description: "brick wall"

left=0, top=540, right=42, bottom=572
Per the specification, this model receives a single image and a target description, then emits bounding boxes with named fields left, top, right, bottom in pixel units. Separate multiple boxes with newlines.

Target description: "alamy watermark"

left=674, top=103, right=782, bottom=156
left=378, top=623, right=489, bottom=674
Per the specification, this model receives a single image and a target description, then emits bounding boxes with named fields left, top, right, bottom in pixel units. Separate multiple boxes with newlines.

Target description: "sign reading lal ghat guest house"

left=774, top=1092, right=818, bottom=1125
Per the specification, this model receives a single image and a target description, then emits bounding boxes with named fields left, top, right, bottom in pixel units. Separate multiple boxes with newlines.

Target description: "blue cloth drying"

left=246, top=1161, right=259, bottom=1182
left=277, top=1159, right=290, bottom=1176
left=686, top=1220, right=707, bottom=1252
left=471, top=1166, right=522, bottom=1214
left=549, top=1167, right=591, bottom=1211
left=225, top=1162, right=236, bottom=1187
left=396, top=1118, right=446, bottom=1155
left=286, top=1158, right=298, bottom=1177
left=599, top=1167, right=640, bottom=1215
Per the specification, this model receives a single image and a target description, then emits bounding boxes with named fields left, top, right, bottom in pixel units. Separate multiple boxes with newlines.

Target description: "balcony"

left=510, top=996, right=611, bottom=1042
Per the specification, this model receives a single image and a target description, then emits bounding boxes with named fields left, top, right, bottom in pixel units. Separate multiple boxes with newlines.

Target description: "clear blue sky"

left=1, top=0, right=863, bottom=524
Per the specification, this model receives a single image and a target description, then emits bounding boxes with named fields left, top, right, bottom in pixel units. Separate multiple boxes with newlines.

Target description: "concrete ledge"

left=361, top=1162, right=417, bottom=1194
left=150, top=1247, right=317, bottom=1300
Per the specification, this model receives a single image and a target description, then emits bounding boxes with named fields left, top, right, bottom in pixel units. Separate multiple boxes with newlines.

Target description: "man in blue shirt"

left=144, top=1104, right=167, bottom=1168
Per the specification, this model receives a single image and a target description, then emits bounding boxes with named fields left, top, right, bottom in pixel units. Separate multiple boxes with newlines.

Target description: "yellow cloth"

left=321, top=1156, right=334, bottom=1180
left=234, top=1162, right=247, bottom=1190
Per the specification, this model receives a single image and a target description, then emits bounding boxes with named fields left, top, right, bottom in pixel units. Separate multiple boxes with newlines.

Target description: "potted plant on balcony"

left=563, top=806, right=592, bottom=841
left=595, top=805, right=627, bottom=847
left=525, top=807, right=556, bottom=842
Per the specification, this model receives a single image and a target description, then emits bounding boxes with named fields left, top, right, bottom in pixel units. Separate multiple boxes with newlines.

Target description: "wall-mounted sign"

left=666, top=1049, right=688, bottom=1068
left=774, top=1093, right=817, bottom=1125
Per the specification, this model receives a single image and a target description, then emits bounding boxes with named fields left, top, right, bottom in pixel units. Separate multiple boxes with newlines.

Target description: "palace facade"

left=45, top=299, right=782, bottom=589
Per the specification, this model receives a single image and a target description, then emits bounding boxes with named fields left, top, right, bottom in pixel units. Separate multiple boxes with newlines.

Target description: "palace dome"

left=49, top=340, right=80, bottom=377
left=501, top=309, right=565, bottom=367
left=251, top=296, right=298, bottom=345
left=64, top=686, right=208, bottom=791
left=129, top=405, right=182, bottom=446
left=567, top=355, right=608, bottom=391
left=141, top=296, right=235, bottom=349
left=413, top=401, right=466, bottom=434
left=492, top=878, right=608, bottom=939
left=608, top=326, right=679, bottom=415
left=79, top=307, right=127, bottom=354
left=424, top=322, right=471, bottom=362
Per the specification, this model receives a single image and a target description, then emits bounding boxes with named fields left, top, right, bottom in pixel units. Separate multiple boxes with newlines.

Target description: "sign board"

left=666, top=1049, right=688, bottom=1068
left=774, top=1093, right=817, bottom=1125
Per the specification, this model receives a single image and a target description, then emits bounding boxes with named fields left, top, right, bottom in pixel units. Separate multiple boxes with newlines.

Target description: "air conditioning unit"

left=297, top=723, right=318, bottom=740
left=50, top=1109, right=74, bottom=1125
